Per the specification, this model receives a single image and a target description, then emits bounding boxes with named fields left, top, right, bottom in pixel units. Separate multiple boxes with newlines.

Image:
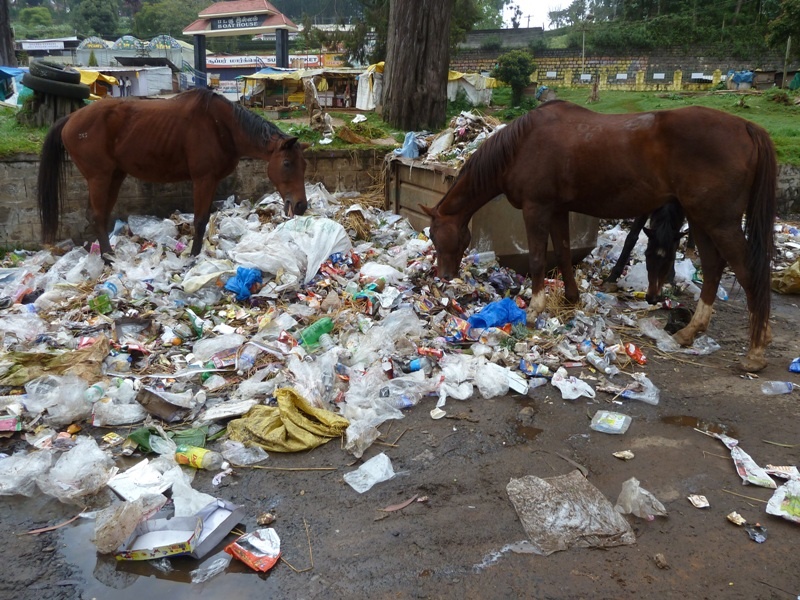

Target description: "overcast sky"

left=503, top=1, right=567, bottom=30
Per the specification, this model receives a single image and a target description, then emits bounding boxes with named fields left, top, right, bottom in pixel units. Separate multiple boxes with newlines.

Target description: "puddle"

left=61, top=519, right=276, bottom=598
left=660, top=415, right=737, bottom=438
left=515, top=425, right=543, bottom=441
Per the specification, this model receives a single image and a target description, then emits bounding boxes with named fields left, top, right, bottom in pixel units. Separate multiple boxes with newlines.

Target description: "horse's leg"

left=696, top=225, right=771, bottom=372
left=88, top=172, right=126, bottom=257
left=190, top=179, right=217, bottom=256
left=550, top=212, right=579, bottom=304
left=605, top=214, right=648, bottom=285
left=522, top=207, right=552, bottom=319
left=672, top=226, right=724, bottom=348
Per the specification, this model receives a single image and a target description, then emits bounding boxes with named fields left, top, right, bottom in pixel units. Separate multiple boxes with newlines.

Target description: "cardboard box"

left=191, top=499, right=246, bottom=560
left=115, top=516, right=202, bottom=561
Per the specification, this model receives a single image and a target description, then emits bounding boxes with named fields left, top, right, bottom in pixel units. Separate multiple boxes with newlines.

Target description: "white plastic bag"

left=614, top=477, right=668, bottom=520
left=37, top=437, right=116, bottom=504
left=0, top=450, right=56, bottom=496
left=343, top=452, right=395, bottom=493
left=475, top=360, right=510, bottom=399
left=551, top=367, right=596, bottom=400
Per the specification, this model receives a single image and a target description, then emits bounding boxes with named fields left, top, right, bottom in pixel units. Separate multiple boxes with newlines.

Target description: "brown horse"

left=37, top=88, right=309, bottom=256
left=424, top=100, right=776, bottom=372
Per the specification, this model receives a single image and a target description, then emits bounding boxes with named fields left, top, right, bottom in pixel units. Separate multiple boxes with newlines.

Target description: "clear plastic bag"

left=221, top=440, right=269, bottom=466
left=37, top=436, right=116, bottom=504
left=614, top=477, right=668, bottom=520
left=343, top=452, right=396, bottom=493
left=0, top=450, right=56, bottom=496
left=475, top=359, right=509, bottom=399
left=637, top=317, right=681, bottom=352
left=551, top=367, right=596, bottom=400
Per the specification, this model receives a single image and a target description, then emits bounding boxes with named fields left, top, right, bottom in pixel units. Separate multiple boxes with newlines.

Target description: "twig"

left=281, top=518, right=314, bottom=573
left=720, top=489, right=768, bottom=503
left=762, top=440, right=800, bottom=448
left=243, top=466, right=337, bottom=472
left=755, top=579, right=796, bottom=597
left=373, top=440, right=398, bottom=448
left=21, top=509, right=86, bottom=536
left=392, top=427, right=409, bottom=445
left=701, top=451, right=730, bottom=460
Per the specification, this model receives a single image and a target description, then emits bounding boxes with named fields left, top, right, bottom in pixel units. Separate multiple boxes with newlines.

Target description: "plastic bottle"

left=468, top=250, right=496, bottom=265
left=84, top=382, right=108, bottom=403
left=175, top=444, right=225, bottom=470
left=95, top=280, right=119, bottom=298
left=298, top=317, right=334, bottom=348
left=237, top=344, right=261, bottom=373
left=585, top=351, right=620, bottom=376
left=318, top=333, right=335, bottom=351
left=527, top=377, right=548, bottom=394
left=760, top=381, right=795, bottom=395
left=400, top=357, right=433, bottom=375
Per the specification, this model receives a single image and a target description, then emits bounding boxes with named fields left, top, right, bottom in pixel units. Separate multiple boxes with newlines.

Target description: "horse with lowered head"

left=424, top=100, right=776, bottom=372
left=37, top=87, right=309, bottom=257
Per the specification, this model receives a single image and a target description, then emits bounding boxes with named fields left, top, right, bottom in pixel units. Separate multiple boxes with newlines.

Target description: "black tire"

left=22, top=73, right=90, bottom=100
left=29, top=60, right=82, bottom=85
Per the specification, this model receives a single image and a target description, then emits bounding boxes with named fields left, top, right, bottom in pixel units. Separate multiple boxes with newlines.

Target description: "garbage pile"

left=0, top=176, right=798, bottom=569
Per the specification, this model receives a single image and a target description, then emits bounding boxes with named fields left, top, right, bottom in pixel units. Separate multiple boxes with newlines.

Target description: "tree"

left=73, top=0, right=120, bottom=36
left=382, top=0, right=454, bottom=131
left=134, top=0, right=210, bottom=40
left=0, top=0, right=16, bottom=66
left=767, top=0, right=800, bottom=59
left=19, top=6, right=53, bottom=27
left=491, top=49, right=534, bottom=106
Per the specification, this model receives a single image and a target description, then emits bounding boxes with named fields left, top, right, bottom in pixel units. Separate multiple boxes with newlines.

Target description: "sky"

left=503, top=1, right=567, bottom=30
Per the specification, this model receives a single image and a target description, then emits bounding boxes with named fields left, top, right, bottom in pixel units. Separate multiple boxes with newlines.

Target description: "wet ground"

left=2, top=284, right=800, bottom=600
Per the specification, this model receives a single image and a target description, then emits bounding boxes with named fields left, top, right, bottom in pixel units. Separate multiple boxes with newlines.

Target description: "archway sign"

left=183, top=0, right=298, bottom=86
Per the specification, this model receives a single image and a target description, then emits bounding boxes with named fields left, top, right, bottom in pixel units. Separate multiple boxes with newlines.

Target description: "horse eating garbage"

left=424, top=100, right=776, bottom=372
left=37, top=87, right=309, bottom=257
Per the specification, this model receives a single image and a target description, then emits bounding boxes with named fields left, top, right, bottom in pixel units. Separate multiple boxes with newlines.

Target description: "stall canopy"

left=447, top=70, right=498, bottom=106
left=238, top=67, right=361, bottom=108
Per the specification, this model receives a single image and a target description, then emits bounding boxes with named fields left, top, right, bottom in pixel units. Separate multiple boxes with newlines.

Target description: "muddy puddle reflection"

left=660, top=415, right=737, bottom=438
left=62, top=520, right=277, bottom=598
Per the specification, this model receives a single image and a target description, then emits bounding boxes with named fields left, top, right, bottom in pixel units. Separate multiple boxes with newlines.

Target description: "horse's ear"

left=643, top=226, right=654, bottom=238
left=281, top=137, right=300, bottom=149
left=419, top=204, right=436, bottom=218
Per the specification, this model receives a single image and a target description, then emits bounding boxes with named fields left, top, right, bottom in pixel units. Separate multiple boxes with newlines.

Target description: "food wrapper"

left=443, top=316, right=472, bottom=343
left=224, top=528, right=281, bottom=572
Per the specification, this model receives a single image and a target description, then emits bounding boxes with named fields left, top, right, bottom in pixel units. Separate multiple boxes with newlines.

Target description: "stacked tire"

left=23, top=60, right=90, bottom=100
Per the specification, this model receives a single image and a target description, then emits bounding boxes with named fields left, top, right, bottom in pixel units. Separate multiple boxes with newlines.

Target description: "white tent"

left=446, top=71, right=497, bottom=106
left=356, top=62, right=383, bottom=111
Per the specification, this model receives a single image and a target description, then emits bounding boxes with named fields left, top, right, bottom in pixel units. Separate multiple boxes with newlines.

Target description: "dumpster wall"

left=0, top=149, right=385, bottom=249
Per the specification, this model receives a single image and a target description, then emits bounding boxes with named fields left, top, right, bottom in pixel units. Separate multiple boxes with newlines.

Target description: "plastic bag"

left=274, top=217, right=352, bottom=284
left=467, top=297, right=527, bottom=330
left=551, top=367, right=596, bottom=400
left=128, top=215, right=178, bottom=242
left=475, top=359, right=510, bottom=399
left=0, top=450, right=56, bottom=496
left=225, top=528, right=281, bottom=572
left=617, top=261, right=649, bottom=290
left=614, top=477, right=668, bottom=520
left=192, top=334, right=246, bottom=363
left=37, top=436, right=116, bottom=504
left=224, top=267, right=263, bottom=301
left=637, top=318, right=681, bottom=352
left=343, top=452, right=396, bottom=493
left=93, top=493, right=168, bottom=553
left=220, top=440, right=269, bottom=466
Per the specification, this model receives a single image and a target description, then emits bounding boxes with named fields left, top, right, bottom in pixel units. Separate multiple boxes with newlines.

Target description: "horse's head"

left=421, top=204, right=471, bottom=280
left=643, top=226, right=684, bottom=303
left=268, top=137, right=310, bottom=217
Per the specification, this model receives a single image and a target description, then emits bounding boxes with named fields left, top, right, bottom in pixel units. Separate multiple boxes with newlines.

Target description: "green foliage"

left=19, top=7, right=52, bottom=28
left=0, top=107, right=48, bottom=157
left=134, top=0, right=210, bottom=40
left=491, top=49, right=535, bottom=106
left=767, top=0, right=800, bottom=58
left=73, top=0, right=120, bottom=36
left=88, top=49, right=98, bottom=67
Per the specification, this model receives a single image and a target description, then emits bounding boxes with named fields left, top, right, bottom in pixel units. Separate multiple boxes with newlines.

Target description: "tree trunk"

left=0, top=0, right=17, bottom=67
left=382, top=0, right=454, bottom=131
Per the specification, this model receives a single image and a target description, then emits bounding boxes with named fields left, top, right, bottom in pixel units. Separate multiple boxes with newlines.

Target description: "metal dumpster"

left=385, top=157, right=600, bottom=274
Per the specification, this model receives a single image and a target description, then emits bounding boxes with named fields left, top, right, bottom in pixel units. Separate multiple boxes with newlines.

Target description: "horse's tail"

left=744, top=122, right=777, bottom=348
left=37, top=115, right=70, bottom=245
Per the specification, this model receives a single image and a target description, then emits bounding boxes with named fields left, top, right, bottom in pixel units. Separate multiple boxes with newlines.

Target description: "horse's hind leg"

left=550, top=212, right=580, bottom=304
left=672, top=226, right=725, bottom=348
left=88, top=171, right=126, bottom=258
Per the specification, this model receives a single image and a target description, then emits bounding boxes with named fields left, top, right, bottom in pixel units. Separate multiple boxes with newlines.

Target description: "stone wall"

left=0, top=149, right=386, bottom=249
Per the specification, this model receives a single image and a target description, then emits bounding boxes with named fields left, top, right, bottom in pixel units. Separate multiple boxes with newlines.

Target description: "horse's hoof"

left=739, top=352, right=768, bottom=373
left=672, top=327, right=694, bottom=347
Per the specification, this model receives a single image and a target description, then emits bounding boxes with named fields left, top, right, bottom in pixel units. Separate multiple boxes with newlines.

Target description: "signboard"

left=211, top=15, right=263, bottom=30
left=653, top=73, right=666, bottom=80
left=22, top=41, right=64, bottom=50
left=206, top=54, right=321, bottom=68
left=580, top=73, right=592, bottom=81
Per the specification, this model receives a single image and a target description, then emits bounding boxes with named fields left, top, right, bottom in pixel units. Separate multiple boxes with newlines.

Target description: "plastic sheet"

left=0, top=449, right=56, bottom=496
left=37, top=436, right=116, bottom=504
left=507, top=470, right=635, bottom=555
left=551, top=367, right=596, bottom=400
left=343, top=452, right=396, bottom=493
left=467, top=297, right=527, bottom=330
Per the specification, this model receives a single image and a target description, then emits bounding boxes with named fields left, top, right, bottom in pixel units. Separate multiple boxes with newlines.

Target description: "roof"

left=183, top=0, right=297, bottom=36
left=114, top=56, right=181, bottom=73
left=0, top=66, right=26, bottom=80
left=78, top=69, right=118, bottom=86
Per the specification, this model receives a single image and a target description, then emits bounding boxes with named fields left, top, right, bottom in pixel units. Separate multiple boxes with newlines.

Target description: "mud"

left=2, top=285, right=800, bottom=600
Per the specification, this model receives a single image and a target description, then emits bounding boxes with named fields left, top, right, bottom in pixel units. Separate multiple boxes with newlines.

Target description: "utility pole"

left=783, top=36, right=791, bottom=89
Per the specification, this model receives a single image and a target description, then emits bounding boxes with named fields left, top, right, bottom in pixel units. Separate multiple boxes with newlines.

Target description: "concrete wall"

left=0, top=149, right=385, bottom=249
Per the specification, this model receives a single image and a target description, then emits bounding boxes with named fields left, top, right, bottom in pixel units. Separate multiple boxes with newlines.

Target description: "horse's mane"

left=648, top=201, right=684, bottom=252
left=436, top=107, right=538, bottom=213
left=182, top=87, right=287, bottom=147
